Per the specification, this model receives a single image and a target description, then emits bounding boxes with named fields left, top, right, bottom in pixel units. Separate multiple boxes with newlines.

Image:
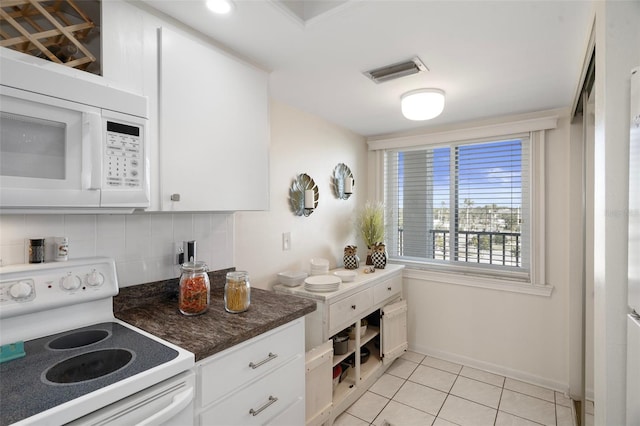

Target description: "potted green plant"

left=357, top=201, right=385, bottom=265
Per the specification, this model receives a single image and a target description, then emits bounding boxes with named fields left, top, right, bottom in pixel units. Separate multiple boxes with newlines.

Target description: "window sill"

left=400, top=264, right=554, bottom=297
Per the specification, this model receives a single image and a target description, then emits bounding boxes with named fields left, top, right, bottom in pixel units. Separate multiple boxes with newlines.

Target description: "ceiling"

left=141, top=0, right=594, bottom=137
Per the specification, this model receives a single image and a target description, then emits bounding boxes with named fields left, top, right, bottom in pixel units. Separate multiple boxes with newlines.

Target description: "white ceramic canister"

left=55, top=237, right=68, bottom=261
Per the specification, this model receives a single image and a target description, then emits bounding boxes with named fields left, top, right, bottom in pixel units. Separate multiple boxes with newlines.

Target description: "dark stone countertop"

left=114, top=269, right=316, bottom=362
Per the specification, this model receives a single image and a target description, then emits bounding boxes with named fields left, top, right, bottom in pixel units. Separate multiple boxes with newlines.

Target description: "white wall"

left=234, top=101, right=367, bottom=290
left=0, top=213, right=234, bottom=287
left=403, top=115, right=574, bottom=392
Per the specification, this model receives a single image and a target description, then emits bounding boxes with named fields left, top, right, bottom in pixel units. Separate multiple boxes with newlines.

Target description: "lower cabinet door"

left=381, top=299, right=408, bottom=365
left=199, top=356, right=304, bottom=426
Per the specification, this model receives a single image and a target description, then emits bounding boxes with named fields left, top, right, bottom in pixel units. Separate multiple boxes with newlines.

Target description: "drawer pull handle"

left=249, top=395, right=278, bottom=416
left=249, top=352, right=278, bottom=369
left=351, top=305, right=356, bottom=310
left=387, top=287, right=392, bottom=291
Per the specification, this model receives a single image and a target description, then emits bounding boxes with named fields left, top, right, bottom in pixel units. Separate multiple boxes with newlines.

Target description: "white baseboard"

left=409, top=344, right=570, bottom=395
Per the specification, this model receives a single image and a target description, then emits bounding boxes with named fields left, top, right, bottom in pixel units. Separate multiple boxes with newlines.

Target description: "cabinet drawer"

left=266, top=396, right=305, bottom=426
left=329, top=289, right=372, bottom=333
left=200, top=357, right=304, bottom=426
left=199, top=320, right=303, bottom=407
left=373, top=275, right=402, bottom=305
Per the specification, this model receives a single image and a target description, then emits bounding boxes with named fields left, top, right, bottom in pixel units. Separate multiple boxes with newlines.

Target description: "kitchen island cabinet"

left=274, top=264, right=407, bottom=425
left=157, top=26, right=270, bottom=212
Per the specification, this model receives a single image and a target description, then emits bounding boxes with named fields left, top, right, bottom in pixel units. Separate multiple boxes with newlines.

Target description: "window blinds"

left=384, top=137, right=529, bottom=272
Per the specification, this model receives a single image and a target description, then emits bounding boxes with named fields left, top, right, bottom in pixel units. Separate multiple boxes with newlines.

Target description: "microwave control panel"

left=104, top=121, right=143, bottom=189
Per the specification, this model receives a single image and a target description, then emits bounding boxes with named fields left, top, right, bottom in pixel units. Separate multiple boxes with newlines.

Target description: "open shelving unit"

left=274, top=264, right=407, bottom=425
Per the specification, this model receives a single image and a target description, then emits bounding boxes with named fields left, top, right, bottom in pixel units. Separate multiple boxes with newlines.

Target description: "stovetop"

left=0, top=257, right=194, bottom=426
left=0, top=321, right=179, bottom=426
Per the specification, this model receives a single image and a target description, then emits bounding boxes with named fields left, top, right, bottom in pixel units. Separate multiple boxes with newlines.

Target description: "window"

left=369, top=114, right=556, bottom=293
left=384, top=135, right=532, bottom=280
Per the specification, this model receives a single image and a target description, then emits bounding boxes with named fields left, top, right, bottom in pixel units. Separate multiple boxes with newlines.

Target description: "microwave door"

left=0, top=88, right=100, bottom=209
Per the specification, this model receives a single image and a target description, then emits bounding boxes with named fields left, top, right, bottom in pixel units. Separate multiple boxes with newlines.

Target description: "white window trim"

left=368, top=111, right=558, bottom=296
left=367, top=112, right=559, bottom=151
left=402, top=266, right=553, bottom=297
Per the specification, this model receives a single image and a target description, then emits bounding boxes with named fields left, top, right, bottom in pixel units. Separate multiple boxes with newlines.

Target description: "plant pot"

left=365, top=247, right=374, bottom=265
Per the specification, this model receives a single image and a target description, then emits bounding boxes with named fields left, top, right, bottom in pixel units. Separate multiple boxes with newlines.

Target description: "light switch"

left=282, top=232, right=291, bottom=251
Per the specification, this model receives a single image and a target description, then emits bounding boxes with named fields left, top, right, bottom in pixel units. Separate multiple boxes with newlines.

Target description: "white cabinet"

left=195, top=319, right=305, bottom=425
left=274, top=265, right=407, bottom=425
left=157, top=26, right=269, bottom=211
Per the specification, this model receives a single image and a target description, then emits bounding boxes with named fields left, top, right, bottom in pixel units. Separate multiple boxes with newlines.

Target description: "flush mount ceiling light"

left=401, top=89, right=445, bottom=121
left=206, top=0, right=234, bottom=14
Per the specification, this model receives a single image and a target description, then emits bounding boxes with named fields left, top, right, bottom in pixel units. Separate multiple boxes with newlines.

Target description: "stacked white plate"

left=310, top=258, right=330, bottom=276
left=305, top=275, right=341, bottom=292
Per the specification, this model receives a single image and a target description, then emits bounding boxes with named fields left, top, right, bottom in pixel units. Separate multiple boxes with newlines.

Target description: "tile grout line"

left=494, top=378, right=505, bottom=426
left=438, top=368, right=464, bottom=426
left=357, top=354, right=569, bottom=426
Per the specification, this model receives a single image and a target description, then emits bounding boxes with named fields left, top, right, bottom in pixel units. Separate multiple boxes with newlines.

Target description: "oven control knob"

left=86, top=271, right=104, bottom=287
left=9, top=281, right=32, bottom=300
left=61, top=275, right=81, bottom=291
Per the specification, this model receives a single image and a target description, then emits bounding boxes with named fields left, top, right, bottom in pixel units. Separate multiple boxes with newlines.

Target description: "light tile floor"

left=335, top=351, right=590, bottom=426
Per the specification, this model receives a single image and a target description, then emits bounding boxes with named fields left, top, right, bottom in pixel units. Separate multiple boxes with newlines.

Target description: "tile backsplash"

left=0, top=212, right=234, bottom=287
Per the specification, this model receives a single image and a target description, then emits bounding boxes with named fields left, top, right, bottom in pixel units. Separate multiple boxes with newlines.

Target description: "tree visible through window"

left=384, top=137, right=529, bottom=273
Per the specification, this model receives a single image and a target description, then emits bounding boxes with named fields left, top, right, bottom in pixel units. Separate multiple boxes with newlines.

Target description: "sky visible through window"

left=389, top=139, right=524, bottom=265
left=396, top=139, right=522, bottom=209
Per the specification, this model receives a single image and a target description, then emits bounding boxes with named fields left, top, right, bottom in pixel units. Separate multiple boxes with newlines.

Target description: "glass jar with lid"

left=179, top=261, right=210, bottom=316
left=225, top=271, right=250, bottom=313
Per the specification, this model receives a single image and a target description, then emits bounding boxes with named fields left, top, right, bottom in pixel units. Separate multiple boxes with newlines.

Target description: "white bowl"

left=334, top=270, right=357, bottom=282
left=310, top=258, right=329, bottom=266
left=348, top=325, right=367, bottom=339
left=278, top=271, right=308, bottom=287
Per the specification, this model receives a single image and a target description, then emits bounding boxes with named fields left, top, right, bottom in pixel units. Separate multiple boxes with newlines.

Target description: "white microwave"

left=0, top=49, right=149, bottom=213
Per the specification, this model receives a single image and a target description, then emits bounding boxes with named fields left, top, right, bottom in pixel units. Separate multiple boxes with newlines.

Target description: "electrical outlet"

left=174, top=243, right=184, bottom=265
left=282, top=232, right=291, bottom=251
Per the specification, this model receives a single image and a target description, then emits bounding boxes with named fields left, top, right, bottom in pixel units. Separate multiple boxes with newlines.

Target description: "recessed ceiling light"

left=206, top=0, right=234, bottom=14
left=401, top=89, right=445, bottom=121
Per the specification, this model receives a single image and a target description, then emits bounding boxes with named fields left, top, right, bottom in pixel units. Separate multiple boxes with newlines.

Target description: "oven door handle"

left=137, top=387, right=194, bottom=426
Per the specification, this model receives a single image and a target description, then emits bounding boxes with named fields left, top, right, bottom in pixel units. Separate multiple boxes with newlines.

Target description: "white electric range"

left=0, top=257, right=194, bottom=425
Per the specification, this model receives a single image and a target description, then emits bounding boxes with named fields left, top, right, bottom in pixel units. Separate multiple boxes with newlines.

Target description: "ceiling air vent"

left=364, top=57, right=428, bottom=84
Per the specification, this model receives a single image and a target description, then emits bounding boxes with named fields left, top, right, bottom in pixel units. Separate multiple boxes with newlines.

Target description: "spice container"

left=225, top=271, right=250, bottom=313
left=28, top=238, right=45, bottom=263
left=55, top=237, right=68, bottom=261
left=179, top=261, right=210, bottom=316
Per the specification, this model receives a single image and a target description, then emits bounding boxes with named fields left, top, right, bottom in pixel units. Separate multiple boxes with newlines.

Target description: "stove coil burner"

left=43, top=349, right=135, bottom=384
left=46, top=330, right=110, bottom=350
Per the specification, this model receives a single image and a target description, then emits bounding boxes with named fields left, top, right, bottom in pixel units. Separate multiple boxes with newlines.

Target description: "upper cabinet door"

left=158, top=27, right=269, bottom=211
